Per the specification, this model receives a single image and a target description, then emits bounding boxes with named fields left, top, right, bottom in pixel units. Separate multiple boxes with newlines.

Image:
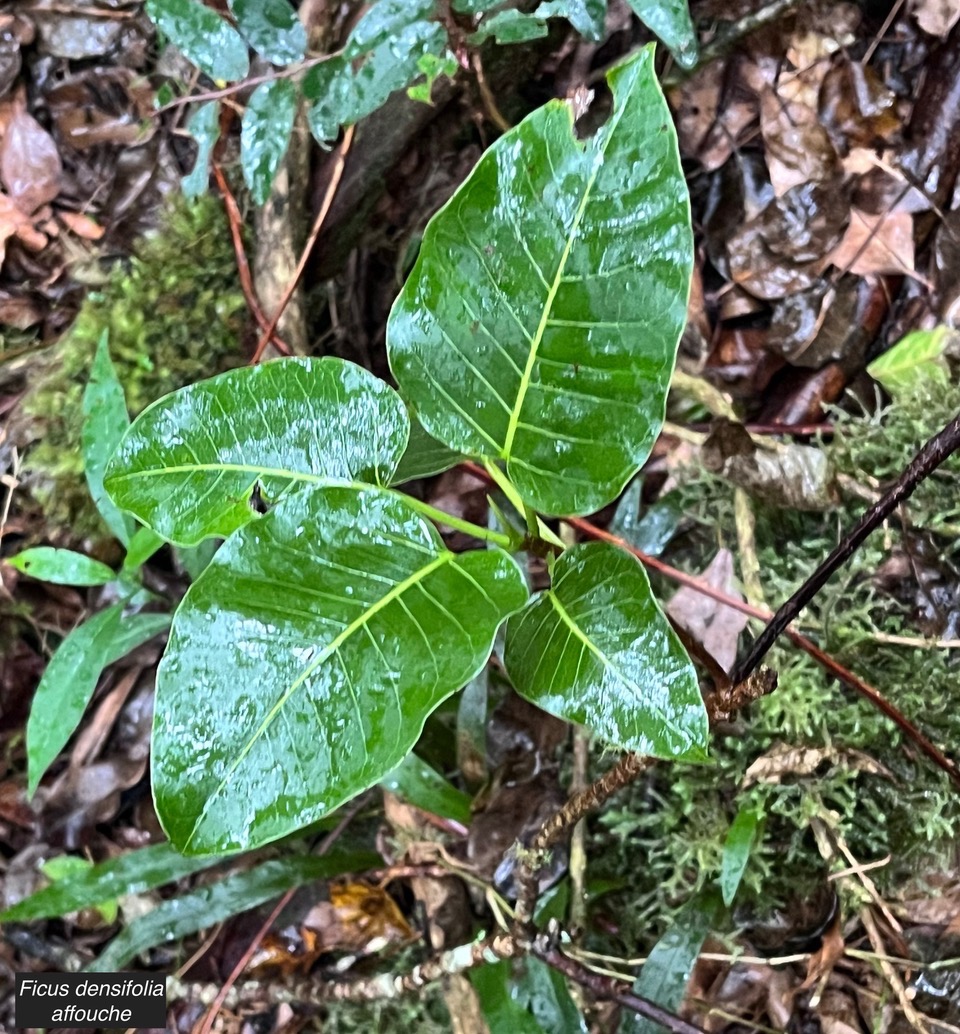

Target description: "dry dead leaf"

left=913, top=0, right=960, bottom=36
left=667, top=548, right=748, bottom=674
left=828, top=207, right=914, bottom=275
left=761, top=89, right=841, bottom=195
left=58, top=210, right=105, bottom=241
left=301, top=881, right=416, bottom=957
left=0, top=192, right=47, bottom=269
left=742, top=742, right=891, bottom=788
left=1, top=105, right=62, bottom=214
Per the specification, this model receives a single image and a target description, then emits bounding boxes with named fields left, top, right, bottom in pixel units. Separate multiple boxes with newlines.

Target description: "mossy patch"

left=591, top=378, right=960, bottom=950
left=19, top=194, right=246, bottom=537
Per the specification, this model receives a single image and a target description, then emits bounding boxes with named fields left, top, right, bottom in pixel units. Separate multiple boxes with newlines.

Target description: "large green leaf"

left=0, top=843, right=222, bottom=922
left=82, top=333, right=135, bottom=546
left=303, top=0, right=445, bottom=142
left=27, top=606, right=171, bottom=795
left=146, top=0, right=249, bottom=81
left=154, top=485, right=527, bottom=854
left=88, top=852, right=379, bottom=972
left=229, top=0, right=306, bottom=64
left=104, top=357, right=409, bottom=547
left=504, top=543, right=706, bottom=759
left=241, top=79, right=297, bottom=205
left=9, top=547, right=115, bottom=587
left=388, top=46, right=692, bottom=517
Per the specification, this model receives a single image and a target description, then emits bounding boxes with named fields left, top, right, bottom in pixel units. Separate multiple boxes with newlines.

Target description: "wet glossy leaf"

left=388, top=47, right=692, bottom=517
left=88, top=851, right=379, bottom=971
left=0, top=842, right=222, bottom=922
left=229, top=0, right=305, bottom=64
left=626, top=1, right=699, bottom=70
left=514, top=957, right=588, bottom=1033
left=381, top=753, right=473, bottom=825
left=241, top=79, right=297, bottom=205
left=181, top=101, right=219, bottom=198
left=867, top=326, right=953, bottom=398
left=303, top=0, right=445, bottom=142
left=83, top=332, right=134, bottom=546
left=536, top=0, right=606, bottom=41
left=27, top=606, right=171, bottom=795
left=610, top=477, right=682, bottom=556
left=391, top=411, right=463, bottom=483
left=719, top=806, right=760, bottom=906
left=9, top=547, right=115, bottom=587
left=146, top=0, right=249, bottom=81
left=504, top=543, right=706, bottom=760
left=154, top=485, right=527, bottom=854
left=39, top=857, right=118, bottom=924
left=470, top=10, right=550, bottom=44
left=104, top=357, right=409, bottom=547
left=472, top=961, right=549, bottom=1034
left=620, top=893, right=721, bottom=1034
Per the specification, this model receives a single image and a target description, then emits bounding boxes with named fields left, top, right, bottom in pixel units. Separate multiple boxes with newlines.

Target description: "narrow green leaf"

left=505, top=542, right=706, bottom=760
left=27, top=607, right=171, bottom=795
left=241, top=79, right=297, bottom=205
left=182, top=101, right=220, bottom=198
left=39, top=857, right=118, bottom=924
left=122, top=527, right=166, bottom=572
left=82, top=332, right=134, bottom=546
left=620, top=894, right=720, bottom=1034
left=391, top=410, right=463, bottom=484
left=0, top=842, right=222, bottom=922
left=381, top=753, right=473, bottom=825
left=146, top=0, right=249, bottom=81
left=867, top=326, right=953, bottom=398
left=388, top=46, right=693, bottom=516
left=104, top=357, right=409, bottom=547
left=154, top=485, right=527, bottom=854
left=303, top=0, right=445, bottom=142
left=470, top=10, right=550, bottom=44
left=229, top=0, right=306, bottom=64
left=9, top=547, right=115, bottom=587
left=87, top=851, right=380, bottom=972
left=513, top=957, right=588, bottom=1034
left=626, top=0, right=698, bottom=69
left=719, top=806, right=760, bottom=907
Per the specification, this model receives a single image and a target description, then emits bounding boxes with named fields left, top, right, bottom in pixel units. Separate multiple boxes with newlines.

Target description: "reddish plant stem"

left=250, top=125, right=355, bottom=364
left=211, top=163, right=292, bottom=357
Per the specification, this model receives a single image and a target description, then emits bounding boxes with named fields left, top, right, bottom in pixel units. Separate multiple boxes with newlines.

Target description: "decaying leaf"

left=828, top=207, right=914, bottom=275
left=912, top=0, right=960, bottom=36
left=742, top=742, right=892, bottom=788
left=301, top=881, right=416, bottom=959
left=667, top=548, right=748, bottom=675
left=1, top=104, right=62, bottom=214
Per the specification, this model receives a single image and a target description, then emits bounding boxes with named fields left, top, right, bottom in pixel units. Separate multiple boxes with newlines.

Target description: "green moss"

left=20, top=194, right=246, bottom=536
left=591, top=382, right=960, bottom=950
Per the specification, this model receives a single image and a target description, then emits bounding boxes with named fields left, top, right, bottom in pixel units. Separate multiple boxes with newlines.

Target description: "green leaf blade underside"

left=388, top=46, right=693, bottom=517
left=146, top=0, right=250, bottom=82
left=0, top=842, right=222, bottom=922
left=504, top=542, right=706, bottom=760
left=154, top=485, right=527, bottom=854
left=104, top=357, right=409, bottom=547
left=241, top=79, right=298, bottom=205
left=88, top=852, right=379, bottom=972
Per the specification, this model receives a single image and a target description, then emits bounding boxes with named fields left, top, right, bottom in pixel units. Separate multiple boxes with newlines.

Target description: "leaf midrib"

left=546, top=588, right=691, bottom=748
left=500, top=85, right=636, bottom=460
left=184, top=549, right=455, bottom=851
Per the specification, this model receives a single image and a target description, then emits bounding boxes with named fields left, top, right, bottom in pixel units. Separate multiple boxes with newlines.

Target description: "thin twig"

left=250, top=125, right=355, bottom=363
left=732, top=412, right=960, bottom=684
left=212, top=164, right=292, bottom=356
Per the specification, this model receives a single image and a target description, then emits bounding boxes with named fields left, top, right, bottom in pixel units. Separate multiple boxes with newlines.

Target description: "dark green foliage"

left=21, top=195, right=245, bottom=535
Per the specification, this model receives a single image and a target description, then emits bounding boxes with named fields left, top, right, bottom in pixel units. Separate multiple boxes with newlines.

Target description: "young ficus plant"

left=103, top=46, right=706, bottom=856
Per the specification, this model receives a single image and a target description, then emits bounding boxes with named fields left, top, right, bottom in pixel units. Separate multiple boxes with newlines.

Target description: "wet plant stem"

left=732, top=410, right=960, bottom=685
left=403, top=496, right=513, bottom=549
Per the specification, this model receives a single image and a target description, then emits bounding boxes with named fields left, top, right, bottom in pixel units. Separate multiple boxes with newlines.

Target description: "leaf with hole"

left=146, top=0, right=249, bottom=81
left=153, top=485, right=527, bottom=854
left=241, top=79, right=298, bottom=205
left=104, top=357, right=409, bottom=547
left=27, top=606, right=171, bottom=795
left=504, top=543, right=707, bottom=760
left=388, top=46, right=692, bottom=516
left=9, top=548, right=115, bottom=587
left=229, top=0, right=306, bottom=64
